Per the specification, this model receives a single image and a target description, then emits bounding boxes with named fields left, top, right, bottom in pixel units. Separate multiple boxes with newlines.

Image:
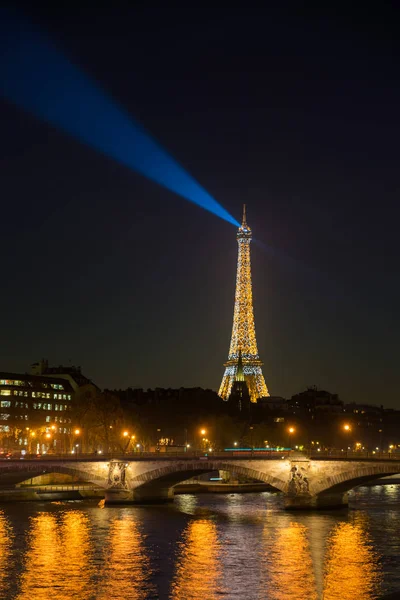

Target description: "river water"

left=0, top=485, right=399, bottom=599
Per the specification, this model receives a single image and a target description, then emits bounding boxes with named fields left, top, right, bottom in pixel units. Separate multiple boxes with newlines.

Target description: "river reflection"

left=265, top=522, right=318, bottom=600
left=0, top=511, right=12, bottom=597
left=323, top=516, right=382, bottom=600
left=97, top=515, right=156, bottom=600
left=0, top=487, right=396, bottom=599
left=17, top=511, right=93, bottom=600
left=170, top=520, right=223, bottom=599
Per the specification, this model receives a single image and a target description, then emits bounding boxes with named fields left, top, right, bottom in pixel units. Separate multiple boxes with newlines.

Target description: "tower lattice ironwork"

left=219, top=205, right=269, bottom=403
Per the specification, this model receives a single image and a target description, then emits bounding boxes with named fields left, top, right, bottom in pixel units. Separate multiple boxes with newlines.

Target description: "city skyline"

left=1, top=6, right=400, bottom=407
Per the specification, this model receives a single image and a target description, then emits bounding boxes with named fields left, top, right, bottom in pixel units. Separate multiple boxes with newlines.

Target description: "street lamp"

left=199, top=428, right=207, bottom=451
left=343, top=424, right=351, bottom=432
left=74, top=428, right=81, bottom=456
left=287, top=426, right=295, bottom=449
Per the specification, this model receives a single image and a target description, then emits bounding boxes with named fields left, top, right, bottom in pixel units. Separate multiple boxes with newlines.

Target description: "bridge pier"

left=284, top=492, right=349, bottom=510
left=105, top=487, right=174, bottom=505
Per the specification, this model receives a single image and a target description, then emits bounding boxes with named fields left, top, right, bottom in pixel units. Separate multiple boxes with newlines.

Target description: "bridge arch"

left=0, top=463, right=107, bottom=488
left=128, top=461, right=287, bottom=496
left=312, top=464, right=400, bottom=496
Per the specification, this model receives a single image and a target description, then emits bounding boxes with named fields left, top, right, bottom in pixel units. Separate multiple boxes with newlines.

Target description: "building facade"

left=0, top=361, right=96, bottom=454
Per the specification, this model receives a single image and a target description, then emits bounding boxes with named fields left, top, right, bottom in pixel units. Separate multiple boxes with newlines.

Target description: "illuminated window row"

left=45, top=416, right=71, bottom=423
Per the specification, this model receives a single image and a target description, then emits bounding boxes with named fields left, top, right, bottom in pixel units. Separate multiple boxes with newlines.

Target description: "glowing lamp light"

left=74, top=429, right=80, bottom=436
left=123, top=431, right=129, bottom=437
left=200, top=429, right=206, bottom=436
left=0, top=10, right=239, bottom=228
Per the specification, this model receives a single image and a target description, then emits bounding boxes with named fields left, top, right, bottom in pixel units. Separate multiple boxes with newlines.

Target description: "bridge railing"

left=309, top=450, right=400, bottom=460
left=1, top=450, right=399, bottom=462
left=0, top=451, right=291, bottom=461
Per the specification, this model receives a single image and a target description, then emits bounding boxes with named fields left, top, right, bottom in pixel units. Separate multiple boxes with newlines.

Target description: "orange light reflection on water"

left=265, top=522, right=318, bottom=600
left=97, top=515, right=156, bottom=600
left=323, top=517, right=382, bottom=600
left=0, top=510, right=12, bottom=597
left=17, top=511, right=93, bottom=600
left=170, top=520, right=223, bottom=600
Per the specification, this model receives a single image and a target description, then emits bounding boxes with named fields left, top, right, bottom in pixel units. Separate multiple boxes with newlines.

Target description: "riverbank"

left=174, top=482, right=275, bottom=494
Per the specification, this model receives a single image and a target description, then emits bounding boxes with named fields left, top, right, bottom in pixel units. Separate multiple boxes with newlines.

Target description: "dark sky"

left=1, top=5, right=400, bottom=406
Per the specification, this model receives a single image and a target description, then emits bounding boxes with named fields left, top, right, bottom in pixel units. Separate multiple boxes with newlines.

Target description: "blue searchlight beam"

left=0, top=10, right=239, bottom=228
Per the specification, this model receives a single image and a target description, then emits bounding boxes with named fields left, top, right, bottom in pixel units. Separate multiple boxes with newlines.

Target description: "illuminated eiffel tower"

left=218, top=205, right=269, bottom=403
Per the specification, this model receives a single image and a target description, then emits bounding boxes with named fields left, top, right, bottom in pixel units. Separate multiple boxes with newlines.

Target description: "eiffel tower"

left=218, top=205, right=269, bottom=403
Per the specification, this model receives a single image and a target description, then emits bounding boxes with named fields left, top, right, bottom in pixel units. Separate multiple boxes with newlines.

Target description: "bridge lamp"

left=234, top=442, right=238, bottom=447
left=200, top=429, right=206, bottom=436
left=75, top=429, right=81, bottom=436
left=208, top=448, right=213, bottom=452
left=343, top=424, right=351, bottom=432
left=186, top=444, right=190, bottom=448
left=123, top=431, right=129, bottom=437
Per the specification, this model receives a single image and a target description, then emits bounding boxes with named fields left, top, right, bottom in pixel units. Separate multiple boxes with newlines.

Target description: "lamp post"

left=287, top=426, right=295, bottom=449
left=200, top=428, right=206, bottom=452
left=342, top=424, right=351, bottom=455
left=45, top=432, right=51, bottom=455
left=29, top=431, right=36, bottom=454
left=74, top=428, right=81, bottom=457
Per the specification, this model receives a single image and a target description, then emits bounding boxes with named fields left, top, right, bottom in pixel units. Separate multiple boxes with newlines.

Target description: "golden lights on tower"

left=219, top=205, right=269, bottom=402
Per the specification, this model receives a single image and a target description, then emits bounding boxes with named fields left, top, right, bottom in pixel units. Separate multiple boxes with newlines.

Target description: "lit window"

left=0, top=390, right=11, bottom=396
left=0, top=414, right=10, bottom=420
left=67, top=395, right=71, bottom=400
left=54, top=416, right=58, bottom=422
left=0, top=426, right=9, bottom=432
left=0, top=401, right=10, bottom=408
left=46, top=416, right=51, bottom=423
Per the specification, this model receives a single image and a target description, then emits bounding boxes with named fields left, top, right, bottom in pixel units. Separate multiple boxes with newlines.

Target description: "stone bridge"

left=1, top=453, right=399, bottom=509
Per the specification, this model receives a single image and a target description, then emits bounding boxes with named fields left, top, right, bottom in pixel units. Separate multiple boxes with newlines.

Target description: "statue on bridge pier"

left=107, top=460, right=128, bottom=490
left=288, top=465, right=310, bottom=495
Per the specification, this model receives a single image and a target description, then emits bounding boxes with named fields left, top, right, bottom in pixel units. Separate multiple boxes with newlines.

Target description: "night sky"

left=1, top=6, right=400, bottom=407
